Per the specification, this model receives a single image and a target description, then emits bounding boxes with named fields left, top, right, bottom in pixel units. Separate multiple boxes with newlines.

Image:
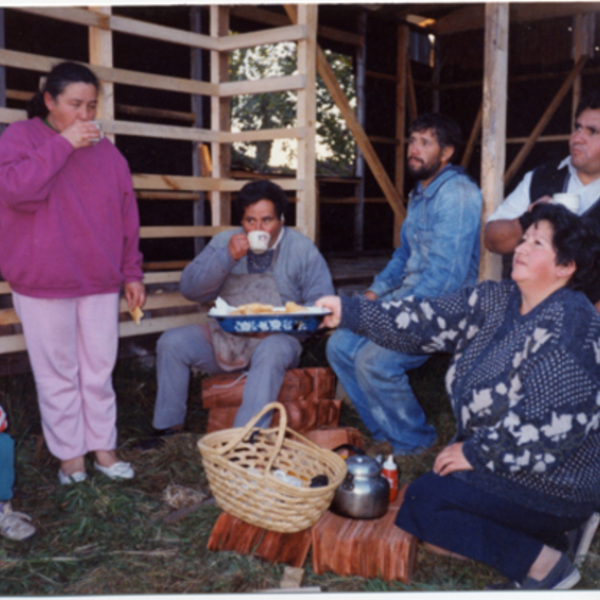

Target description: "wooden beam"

left=283, top=5, right=405, bottom=221
left=230, top=5, right=363, bottom=47
left=137, top=191, right=200, bottom=201
left=220, top=127, right=304, bottom=143
left=211, top=6, right=232, bottom=227
left=294, top=4, right=318, bottom=241
left=504, top=55, right=588, bottom=187
left=218, top=24, right=306, bottom=51
left=140, top=225, right=236, bottom=239
left=89, top=6, right=114, bottom=143
left=434, top=2, right=600, bottom=36
left=572, top=14, right=595, bottom=125
left=480, top=3, right=509, bottom=283
left=0, top=49, right=218, bottom=96
left=17, top=7, right=219, bottom=51
left=219, top=74, right=306, bottom=98
left=132, top=174, right=302, bottom=192
left=461, top=102, right=483, bottom=169
left=406, top=57, right=418, bottom=123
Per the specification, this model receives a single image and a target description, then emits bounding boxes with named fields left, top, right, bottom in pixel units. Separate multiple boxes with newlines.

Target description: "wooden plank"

left=219, top=74, right=306, bottom=97
left=142, top=271, right=183, bottom=284
left=434, top=2, right=600, bottom=35
left=120, top=292, right=196, bottom=311
left=218, top=25, right=306, bottom=51
left=0, top=282, right=10, bottom=294
left=211, top=5, right=231, bottom=228
left=137, top=191, right=200, bottom=201
left=99, top=118, right=218, bottom=143
left=293, top=4, right=318, bottom=241
left=504, top=55, right=588, bottom=187
left=461, top=102, right=483, bottom=169
left=117, top=104, right=196, bottom=124
left=140, top=225, right=236, bottom=239
left=480, top=4, right=509, bottom=283
left=17, top=7, right=219, bottom=51
left=230, top=6, right=363, bottom=47
left=89, top=6, right=114, bottom=143
left=0, top=49, right=218, bottom=96
left=0, top=335, right=26, bottom=355
left=406, top=57, right=418, bottom=123
left=0, top=308, right=18, bottom=326
left=143, top=261, right=189, bottom=271
left=366, top=70, right=397, bottom=82
left=220, top=127, right=305, bottom=143
left=572, top=14, right=595, bottom=124
left=132, top=174, right=302, bottom=192
left=0, top=106, right=25, bottom=123
left=119, top=312, right=207, bottom=338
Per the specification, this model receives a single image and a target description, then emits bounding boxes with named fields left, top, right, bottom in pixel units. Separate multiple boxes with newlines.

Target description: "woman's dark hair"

left=236, top=180, right=288, bottom=220
left=408, top=112, right=463, bottom=162
left=519, top=203, right=600, bottom=299
left=27, top=62, right=99, bottom=119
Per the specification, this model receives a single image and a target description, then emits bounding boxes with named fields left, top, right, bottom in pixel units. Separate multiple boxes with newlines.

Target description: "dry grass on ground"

left=0, top=347, right=598, bottom=594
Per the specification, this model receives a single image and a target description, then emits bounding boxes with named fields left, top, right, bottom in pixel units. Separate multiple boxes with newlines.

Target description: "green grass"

left=0, top=352, right=598, bottom=594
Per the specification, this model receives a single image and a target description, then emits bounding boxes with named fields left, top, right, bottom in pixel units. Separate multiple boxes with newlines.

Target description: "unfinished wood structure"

left=0, top=3, right=599, bottom=358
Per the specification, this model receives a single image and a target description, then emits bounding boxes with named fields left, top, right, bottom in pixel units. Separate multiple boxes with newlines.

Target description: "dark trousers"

left=396, top=472, right=587, bottom=582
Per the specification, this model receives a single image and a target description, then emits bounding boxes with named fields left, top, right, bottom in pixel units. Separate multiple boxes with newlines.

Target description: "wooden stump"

left=201, top=367, right=341, bottom=433
left=311, top=485, right=417, bottom=583
left=206, top=512, right=312, bottom=568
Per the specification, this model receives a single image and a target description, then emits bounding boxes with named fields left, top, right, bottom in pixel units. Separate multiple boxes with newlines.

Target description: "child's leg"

left=0, top=433, right=14, bottom=502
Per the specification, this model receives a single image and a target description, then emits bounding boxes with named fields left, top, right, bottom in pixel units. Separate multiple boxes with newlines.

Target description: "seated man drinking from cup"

left=485, top=90, right=600, bottom=310
left=151, top=180, right=334, bottom=433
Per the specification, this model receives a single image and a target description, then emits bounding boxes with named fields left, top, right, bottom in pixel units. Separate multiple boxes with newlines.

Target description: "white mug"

left=90, top=120, right=104, bottom=144
left=552, top=193, right=580, bottom=214
left=248, top=230, right=271, bottom=254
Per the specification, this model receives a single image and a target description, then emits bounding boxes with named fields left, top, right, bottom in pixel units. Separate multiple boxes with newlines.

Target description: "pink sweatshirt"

left=0, top=117, right=143, bottom=298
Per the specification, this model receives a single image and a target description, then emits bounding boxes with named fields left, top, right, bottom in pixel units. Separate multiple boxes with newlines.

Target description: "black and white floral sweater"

left=340, top=280, right=600, bottom=518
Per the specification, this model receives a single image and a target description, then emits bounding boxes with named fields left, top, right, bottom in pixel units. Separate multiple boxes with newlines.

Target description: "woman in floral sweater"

left=318, top=203, right=600, bottom=590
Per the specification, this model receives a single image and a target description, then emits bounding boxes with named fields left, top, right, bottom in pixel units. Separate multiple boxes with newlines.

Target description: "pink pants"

left=12, top=291, right=119, bottom=461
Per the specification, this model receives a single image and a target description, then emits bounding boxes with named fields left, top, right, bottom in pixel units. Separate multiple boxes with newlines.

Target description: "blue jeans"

left=326, top=328, right=437, bottom=454
left=397, top=472, right=586, bottom=582
left=0, top=433, right=14, bottom=501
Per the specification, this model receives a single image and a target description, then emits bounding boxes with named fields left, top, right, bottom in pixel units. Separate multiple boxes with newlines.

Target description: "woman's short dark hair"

left=519, top=203, right=600, bottom=298
left=236, top=180, right=288, bottom=220
left=27, top=62, right=99, bottom=120
left=408, top=113, right=463, bottom=162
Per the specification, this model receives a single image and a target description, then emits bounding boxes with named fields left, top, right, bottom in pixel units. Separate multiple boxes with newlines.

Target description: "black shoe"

left=485, top=553, right=580, bottom=590
left=129, top=426, right=184, bottom=451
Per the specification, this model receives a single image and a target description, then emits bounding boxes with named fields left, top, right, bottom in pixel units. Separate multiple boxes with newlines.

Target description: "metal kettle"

left=331, top=445, right=390, bottom=519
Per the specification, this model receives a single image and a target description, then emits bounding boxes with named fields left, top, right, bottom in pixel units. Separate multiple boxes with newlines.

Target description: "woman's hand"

left=124, top=281, right=146, bottom=311
left=60, top=119, right=102, bottom=149
left=433, top=442, right=473, bottom=476
left=315, top=296, right=342, bottom=328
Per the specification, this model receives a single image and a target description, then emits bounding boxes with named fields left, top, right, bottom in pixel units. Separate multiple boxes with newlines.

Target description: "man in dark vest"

left=485, top=90, right=600, bottom=311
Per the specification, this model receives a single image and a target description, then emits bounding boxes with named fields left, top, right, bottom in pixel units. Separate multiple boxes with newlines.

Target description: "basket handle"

left=212, top=401, right=288, bottom=467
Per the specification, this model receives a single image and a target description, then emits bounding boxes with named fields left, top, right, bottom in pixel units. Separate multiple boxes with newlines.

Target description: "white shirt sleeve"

left=486, top=170, right=533, bottom=222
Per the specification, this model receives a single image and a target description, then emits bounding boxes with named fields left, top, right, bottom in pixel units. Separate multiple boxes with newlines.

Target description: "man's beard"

left=407, top=157, right=442, bottom=181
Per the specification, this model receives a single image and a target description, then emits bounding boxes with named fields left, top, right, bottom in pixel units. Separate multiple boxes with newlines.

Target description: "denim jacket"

left=368, top=164, right=482, bottom=301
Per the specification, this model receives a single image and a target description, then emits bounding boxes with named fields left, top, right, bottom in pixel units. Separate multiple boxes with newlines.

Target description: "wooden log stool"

left=311, top=485, right=417, bottom=583
left=201, top=367, right=342, bottom=434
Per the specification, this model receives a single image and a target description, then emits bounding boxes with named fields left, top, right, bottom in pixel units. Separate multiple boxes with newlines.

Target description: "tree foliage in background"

left=230, top=42, right=356, bottom=176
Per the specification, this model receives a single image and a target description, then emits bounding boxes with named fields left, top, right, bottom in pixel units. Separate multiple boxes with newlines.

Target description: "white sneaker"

left=94, top=461, right=134, bottom=480
left=0, top=502, right=35, bottom=541
left=58, top=469, right=87, bottom=485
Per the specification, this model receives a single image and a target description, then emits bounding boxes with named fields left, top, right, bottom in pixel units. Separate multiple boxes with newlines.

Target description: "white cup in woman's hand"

left=248, top=230, right=270, bottom=254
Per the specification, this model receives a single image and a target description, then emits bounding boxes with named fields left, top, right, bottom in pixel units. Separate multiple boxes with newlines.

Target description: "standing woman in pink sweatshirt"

left=0, top=62, right=145, bottom=484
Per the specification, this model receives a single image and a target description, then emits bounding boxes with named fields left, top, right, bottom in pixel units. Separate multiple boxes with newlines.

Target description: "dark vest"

left=514, top=160, right=600, bottom=303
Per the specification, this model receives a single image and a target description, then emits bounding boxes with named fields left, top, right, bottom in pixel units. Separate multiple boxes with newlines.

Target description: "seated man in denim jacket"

left=327, top=113, right=482, bottom=455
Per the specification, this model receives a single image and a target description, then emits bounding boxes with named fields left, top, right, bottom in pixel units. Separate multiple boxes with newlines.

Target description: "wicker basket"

left=197, top=402, right=347, bottom=533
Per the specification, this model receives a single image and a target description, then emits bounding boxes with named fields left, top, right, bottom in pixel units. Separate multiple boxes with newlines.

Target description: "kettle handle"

left=332, top=444, right=366, bottom=456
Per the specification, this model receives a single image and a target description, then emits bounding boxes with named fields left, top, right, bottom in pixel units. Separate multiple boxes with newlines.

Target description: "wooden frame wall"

left=0, top=5, right=319, bottom=354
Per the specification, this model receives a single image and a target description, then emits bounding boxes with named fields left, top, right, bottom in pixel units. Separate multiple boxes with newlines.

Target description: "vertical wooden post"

left=431, top=37, right=441, bottom=113
left=572, top=13, right=595, bottom=126
left=480, top=3, right=509, bottom=282
left=354, top=10, right=367, bottom=253
left=191, top=6, right=205, bottom=255
left=395, top=25, right=410, bottom=248
left=210, top=5, right=231, bottom=227
left=296, top=4, right=318, bottom=241
left=89, top=6, right=115, bottom=144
